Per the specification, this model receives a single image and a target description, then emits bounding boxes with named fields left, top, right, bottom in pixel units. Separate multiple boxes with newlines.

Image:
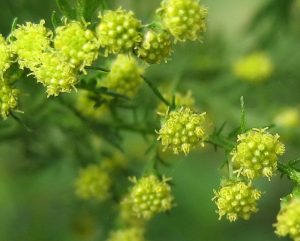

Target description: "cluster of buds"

left=0, top=35, right=11, bottom=78
left=158, top=0, right=208, bottom=42
left=100, top=54, right=144, bottom=98
left=158, top=107, right=206, bottom=155
left=213, top=180, right=262, bottom=222
left=274, top=193, right=300, bottom=241
left=75, top=163, right=112, bottom=201
left=233, top=52, right=274, bottom=83
left=54, top=21, right=99, bottom=70
left=231, top=128, right=285, bottom=180
left=125, top=175, right=174, bottom=220
left=0, top=80, right=19, bottom=119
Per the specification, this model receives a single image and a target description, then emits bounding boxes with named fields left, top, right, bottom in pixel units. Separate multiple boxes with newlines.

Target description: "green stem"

left=240, top=96, right=246, bottom=133
left=141, top=76, right=171, bottom=108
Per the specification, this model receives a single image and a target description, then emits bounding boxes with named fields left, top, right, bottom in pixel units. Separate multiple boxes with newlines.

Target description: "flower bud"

left=96, top=8, right=142, bottom=55
left=54, top=21, right=99, bottom=70
left=233, top=52, right=273, bottom=83
left=158, top=0, right=207, bottom=41
left=158, top=107, right=206, bottom=155
left=135, top=30, right=172, bottom=64
left=231, top=128, right=285, bottom=180
left=0, top=35, right=11, bottom=78
left=31, top=51, right=77, bottom=96
left=10, top=20, right=52, bottom=69
left=75, top=163, right=111, bottom=201
left=100, top=54, right=144, bottom=98
left=0, top=80, right=19, bottom=119
left=213, top=180, right=262, bottom=222
left=274, top=194, right=300, bottom=241
left=127, top=175, right=174, bottom=220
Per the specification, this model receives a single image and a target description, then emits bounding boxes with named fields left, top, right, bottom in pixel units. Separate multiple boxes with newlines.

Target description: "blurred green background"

left=0, top=0, right=300, bottom=241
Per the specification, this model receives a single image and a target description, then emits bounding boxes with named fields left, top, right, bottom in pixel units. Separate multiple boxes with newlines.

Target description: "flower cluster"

left=0, top=35, right=11, bottom=78
left=97, top=8, right=142, bottom=55
left=126, top=175, right=174, bottom=220
left=10, top=20, right=52, bottom=69
left=75, top=163, right=112, bottom=201
left=231, top=128, right=285, bottom=180
left=54, top=21, right=99, bottom=70
left=135, top=30, right=172, bottom=64
left=274, top=195, right=300, bottom=241
left=233, top=52, right=273, bottom=83
left=100, top=54, right=144, bottom=98
left=213, top=180, right=262, bottom=222
left=158, top=107, right=206, bottom=155
left=158, top=0, right=208, bottom=41
left=106, top=227, right=146, bottom=241
left=274, top=107, right=300, bottom=129
left=31, top=51, right=77, bottom=96
left=0, top=81, right=19, bottom=119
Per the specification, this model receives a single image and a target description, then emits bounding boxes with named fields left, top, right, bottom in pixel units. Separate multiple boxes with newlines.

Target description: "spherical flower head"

left=213, top=180, right=262, bottom=222
left=135, top=30, right=172, bottom=64
left=100, top=54, right=144, bottom=98
left=274, top=108, right=300, bottom=129
left=158, top=107, right=206, bottom=155
left=32, top=51, right=77, bottom=96
left=0, top=81, right=19, bottom=119
left=156, top=90, right=195, bottom=114
left=0, top=35, right=11, bottom=78
left=75, top=163, right=111, bottom=201
left=231, top=128, right=285, bottom=180
left=10, top=20, right=52, bottom=69
left=119, top=196, right=146, bottom=227
left=107, top=227, right=146, bottom=241
left=76, top=90, right=108, bottom=119
left=96, top=8, right=142, bottom=55
left=127, top=175, right=174, bottom=220
left=233, top=52, right=273, bottom=83
left=158, top=0, right=208, bottom=41
left=54, top=21, right=99, bottom=70
left=274, top=195, right=300, bottom=241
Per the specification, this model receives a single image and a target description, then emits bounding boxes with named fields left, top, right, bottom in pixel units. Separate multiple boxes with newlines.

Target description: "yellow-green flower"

left=0, top=35, right=11, bottom=78
left=274, top=195, right=300, bottom=241
left=213, top=180, right=262, bottom=222
left=135, top=30, right=172, bottom=64
left=233, top=52, right=273, bottom=83
left=54, top=21, right=99, bottom=70
left=96, top=8, right=142, bottom=55
left=156, top=90, right=195, bottom=114
left=231, top=128, right=285, bottom=180
left=127, top=175, right=174, bottom=220
left=158, top=0, right=207, bottom=41
left=10, top=20, right=52, bottom=69
left=158, top=107, right=206, bottom=155
left=106, top=227, right=146, bottom=241
left=274, top=107, right=300, bottom=129
left=75, top=163, right=111, bottom=201
left=100, top=54, right=144, bottom=98
left=31, top=51, right=77, bottom=96
left=0, top=80, right=19, bottom=119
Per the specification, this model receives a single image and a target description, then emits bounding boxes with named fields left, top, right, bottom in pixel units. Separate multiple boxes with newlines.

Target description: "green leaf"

left=76, top=0, right=108, bottom=21
left=56, top=0, right=76, bottom=19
